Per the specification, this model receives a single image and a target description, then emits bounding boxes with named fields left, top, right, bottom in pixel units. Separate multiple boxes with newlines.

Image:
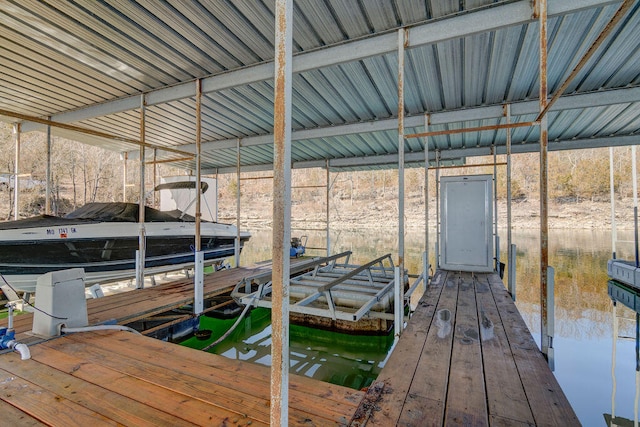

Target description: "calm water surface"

left=186, top=227, right=637, bottom=426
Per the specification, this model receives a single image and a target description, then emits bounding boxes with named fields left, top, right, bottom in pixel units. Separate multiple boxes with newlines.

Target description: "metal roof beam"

left=131, top=86, right=640, bottom=159
left=207, top=134, right=639, bottom=174
left=21, top=0, right=620, bottom=133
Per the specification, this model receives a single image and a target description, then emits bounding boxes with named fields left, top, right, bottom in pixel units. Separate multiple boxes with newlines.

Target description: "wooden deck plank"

left=365, top=270, right=577, bottom=427
left=371, top=269, right=447, bottom=425
left=77, top=329, right=363, bottom=407
left=407, top=270, right=459, bottom=399
left=0, top=364, right=119, bottom=426
left=487, top=274, right=580, bottom=426
left=0, top=351, right=195, bottom=427
left=444, top=272, right=488, bottom=425
left=39, top=330, right=358, bottom=426
left=0, top=399, right=47, bottom=426
left=62, top=329, right=362, bottom=423
left=29, top=340, right=268, bottom=426
left=475, top=273, right=535, bottom=424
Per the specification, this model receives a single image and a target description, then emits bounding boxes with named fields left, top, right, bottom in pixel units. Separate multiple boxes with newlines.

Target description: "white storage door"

left=440, top=175, right=493, bottom=272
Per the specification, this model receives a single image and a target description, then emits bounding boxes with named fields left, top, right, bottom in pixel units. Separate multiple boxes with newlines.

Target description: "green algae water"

left=180, top=308, right=394, bottom=390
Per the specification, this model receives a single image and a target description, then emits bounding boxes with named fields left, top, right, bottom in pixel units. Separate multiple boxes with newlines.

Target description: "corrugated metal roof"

left=1, top=0, right=639, bottom=173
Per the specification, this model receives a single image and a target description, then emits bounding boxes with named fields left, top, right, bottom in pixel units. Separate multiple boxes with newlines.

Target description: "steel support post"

left=326, top=160, right=331, bottom=257
left=136, top=95, right=147, bottom=289
left=272, top=0, right=293, bottom=423
left=509, top=244, right=517, bottom=301
left=396, top=28, right=407, bottom=337
left=611, top=301, right=618, bottom=420
left=152, top=149, right=157, bottom=208
left=610, top=147, right=617, bottom=259
left=633, top=145, right=639, bottom=267
left=537, top=0, right=550, bottom=357
left=397, top=28, right=406, bottom=271
left=394, top=266, right=403, bottom=338
left=45, top=120, right=52, bottom=215
left=12, top=124, right=20, bottom=221
left=194, top=79, right=204, bottom=314
left=424, top=114, right=430, bottom=280
left=435, top=150, right=441, bottom=269
left=235, top=139, right=241, bottom=268
left=506, top=105, right=514, bottom=297
left=493, top=145, right=499, bottom=271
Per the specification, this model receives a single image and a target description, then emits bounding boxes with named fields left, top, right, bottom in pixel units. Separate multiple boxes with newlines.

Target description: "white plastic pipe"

left=61, top=325, right=141, bottom=335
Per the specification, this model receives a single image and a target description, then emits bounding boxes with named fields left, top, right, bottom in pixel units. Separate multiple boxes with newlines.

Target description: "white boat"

left=0, top=181, right=250, bottom=293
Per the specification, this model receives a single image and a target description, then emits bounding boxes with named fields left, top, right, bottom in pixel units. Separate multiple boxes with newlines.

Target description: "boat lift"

left=231, top=251, right=424, bottom=323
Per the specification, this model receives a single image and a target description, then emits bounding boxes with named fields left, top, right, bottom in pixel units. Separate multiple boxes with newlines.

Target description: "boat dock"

left=0, top=266, right=578, bottom=425
left=365, top=270, right=579, bottom=426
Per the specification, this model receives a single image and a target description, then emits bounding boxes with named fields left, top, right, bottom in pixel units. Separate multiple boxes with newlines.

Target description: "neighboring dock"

left=1, top=266, right=578, bottom=425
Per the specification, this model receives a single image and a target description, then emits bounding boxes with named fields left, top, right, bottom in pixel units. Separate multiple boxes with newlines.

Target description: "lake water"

left=186, top=227, right=637, bottom=426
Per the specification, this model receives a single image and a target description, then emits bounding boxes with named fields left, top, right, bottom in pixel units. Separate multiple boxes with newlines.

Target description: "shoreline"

left=221, top=197, right=638, bottom=231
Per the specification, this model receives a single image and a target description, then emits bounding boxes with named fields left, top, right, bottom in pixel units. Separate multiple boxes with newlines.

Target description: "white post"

left=611, top=301, right=617, bottom=420
left=136, top=95, right=146, bottom=289
left=424, top=114, right=429, bottom=279
left=633, top=145, right=638, bottom=267
left=235, top=138, right=241, bottom=268
left=122, top=152, right=128, bottom=202
left=394, top=266, right=403, bottom=338
left=506, top=104, right=514, bottom=295
left=12, top=123, right=20, bottom=221
left=509, top=243, right=517, bottom=301
left=610, top=147, right=617, bottom=259
left=493, top=145, right=499, bottom=271
left=326, top=160, right=331, bottom=257
left=272, top=0, right=293, bottom=424
left=46, top=120, right=52, bottom=215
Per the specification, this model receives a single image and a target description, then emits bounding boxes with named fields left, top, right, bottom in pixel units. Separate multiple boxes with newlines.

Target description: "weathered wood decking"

left=0, top=263, right=364, bottom=426
left=3, top=263, right=273, bottom=342
left=364, top=270, right=579, bottom=426
left=0, top=329, right=363, bottom=426
left=1, top=267, right=579, bottom=426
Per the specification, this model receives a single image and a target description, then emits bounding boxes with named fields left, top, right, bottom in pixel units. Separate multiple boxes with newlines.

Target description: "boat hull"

left=0, top=221, right=250, bottom=293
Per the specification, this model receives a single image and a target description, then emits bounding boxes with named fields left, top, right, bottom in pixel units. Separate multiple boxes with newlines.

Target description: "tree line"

left=0, top=122, right=635, bottom=220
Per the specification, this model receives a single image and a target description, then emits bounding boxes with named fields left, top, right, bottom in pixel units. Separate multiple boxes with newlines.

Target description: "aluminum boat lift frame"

left=232, top=251, right=421, bottom=322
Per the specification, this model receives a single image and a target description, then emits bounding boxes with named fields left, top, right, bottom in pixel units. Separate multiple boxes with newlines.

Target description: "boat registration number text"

left=47, top=227, right=77, bottom=238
